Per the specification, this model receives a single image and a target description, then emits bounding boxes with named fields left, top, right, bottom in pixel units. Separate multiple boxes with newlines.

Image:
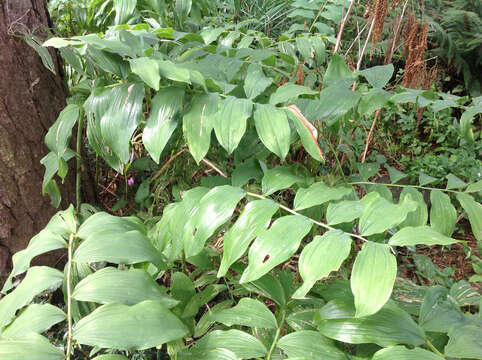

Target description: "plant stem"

left=75, top=109, right=84, bottom=213
left=325, top=139, right=346, bottom=181
left=266, top=309, right=285, bottom=360
left=426, top=339, right=446, bottom=358
left=348, top=181, right=462, bottom=194
left=245, top=192, right=368, bottom=242
left=361, top=109, right=381, bottom=163
left=66, top=233, right=74, bottom=360
left=333, top=0, right=355, bottom=54
left=309, top=0, right=329, bottom=33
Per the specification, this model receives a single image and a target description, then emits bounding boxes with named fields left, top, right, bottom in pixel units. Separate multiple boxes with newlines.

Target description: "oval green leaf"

left=218, top=199, right=279, bottom=277
left=73, top=267, right=177, bottom=308
left=240, top=215, right=312, bottom=283
left=388, top=226, right=458, bottom=246
left=293, top=230, right=352, bottom=299
left=351, top=242, right=397, bottom=317
left=73, top=301, right=188, bottom=350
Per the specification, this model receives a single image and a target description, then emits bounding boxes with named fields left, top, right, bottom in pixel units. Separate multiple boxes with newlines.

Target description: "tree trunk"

left=0, top=0, right=75, bottom=280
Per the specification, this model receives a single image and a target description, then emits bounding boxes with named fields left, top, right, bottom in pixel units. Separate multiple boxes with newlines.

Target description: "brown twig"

left=149, top=149, right=186, bottom=184
left=385, top=0, right=409, bottom=64
left=202, top=158, right=227, bottom=178
left=352, top=17, right=375, bottom=90
left=361, top=109, right=381, bottom=163
left=333, top=0, right=355, bottom=54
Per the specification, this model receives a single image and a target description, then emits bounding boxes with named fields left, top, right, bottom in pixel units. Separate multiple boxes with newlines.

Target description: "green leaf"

left=175, top=0, right=192, bottom=21
left=372, top=346, right=444, bottom=360
left=188, top=329, right=267, bottom=359
left=254, top=104, right=291, bottom=160
left=40, top=152, right=65, bottom=207
left=326, top=200, right=363, bottom=225
left=359, top=196, right=417, bottom=236
left=294, top=182, right=352, bottom=211
left=43, top=37, right=83, bottom=48
left=323, top=54, right=356, bottom=86
left=285, top=105, right=325, bottom=162
left=277, top=330, right=347, bottom=360
left=261, top=166, right=304, bottom=195
left=450, top=280, right=481, bottom=306
left=459, top=105, right=481, bottom=143
left=114, top=0, right=137, bottom=24
left=466, top=180, right=482, bottom=193
left=1, top=304, right=65, bottom=340
left=45, top=104, right=80, bottom=159
left=73, top=267, right=177, bottom=308
left=160, top=188, right=209, bottom=262
left=430, top=190, right=457, bottom=236
left=231, top=158, right=263, bottom=188
left=100, top=83, right=145, bottom=165
left=68, top=262, right=97, bottom=324
left=210, top=298, right=277, bottom=328
left=244, top=64, right=272, bottom=99
left=73, top=301, right=187, bottom=350
left=77, top=212, right=145, bottom=239
left=84, top=87, right=124, bottom=172
left=1, top=229, right=66, bottom=294
left=399, top=188, right=428, bottom=228
left=87, top=46, right=129, bottom=78
left=194, top=300, right=233, bottom=337
left=311, top=36, right=326, bottom=63
left=142, top=87, right=184, bottom=163
left=419, top=172, right=437, bottom=186
left=200, top=27, right=225, bottom=45
left=270, top=83, right=317, bottom=105
left=316, top=85, right=361, bottom=125
left=213, top=97, right=252, bottom=154
left=170, top=272, right=195, bottom=310
left=457, top=193, right=482, bottom=240
left=158, top=60, right=191, bottom=83
left=183, top=93, right=220, bottom=164
left=178, top=348, right=238, bottom=360
left=74, top=229, right=165, bottom=269
left=241, top=273, right=287, bottom=306
left=358, top=88, right=391, bottom=115
left=315, top=300, right=425, bottom=347
left=240, top=215, right=312, bottom=283
left=0, top=267, right=64, bottom=329
left=0, top=333, right=64, bottom=360
left=129, top=57, right=160, bottom=90
left=445, top=324, right=482, bottom=359
left=183, top=186, right=245, bottom=257
left=135, top=179, right=150, bottom=204
left=293, top=230, right=352, bottom=299
left=351, top=242, right=397, bottom=317
left=326, top=193, right=379, bottom=225
left=359, top=64, right=394, bottom=88
left=218, top=199, right=279, bottom=277
left=91, top=355, right=129, bottom=360
left=389, top=226, right=458, bottom=246
left=296, top=37, right=313, bottom=59
left=446, top=174, right=467, bottom=190
left=182, top=285, right=226, bottom=318
left=419, top=286, right=467, bottom=333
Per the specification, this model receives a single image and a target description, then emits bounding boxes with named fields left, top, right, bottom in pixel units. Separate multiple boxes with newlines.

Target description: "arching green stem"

left=75, top=109, right=84, bottom=213
left=66, top=233, right=74, bottom=360
left=246, top=191, right=368, bottom=243
left=348, top=181, right=462, bottom=194
left=266, top=308, right=285, bottom=360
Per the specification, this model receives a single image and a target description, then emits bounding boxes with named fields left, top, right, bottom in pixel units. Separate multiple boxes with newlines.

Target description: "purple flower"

left=128, top=177, right=135, bottom=187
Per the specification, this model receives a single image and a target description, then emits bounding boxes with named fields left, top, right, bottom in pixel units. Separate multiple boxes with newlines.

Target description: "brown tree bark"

left=0, top=0, right=76, bottom=281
